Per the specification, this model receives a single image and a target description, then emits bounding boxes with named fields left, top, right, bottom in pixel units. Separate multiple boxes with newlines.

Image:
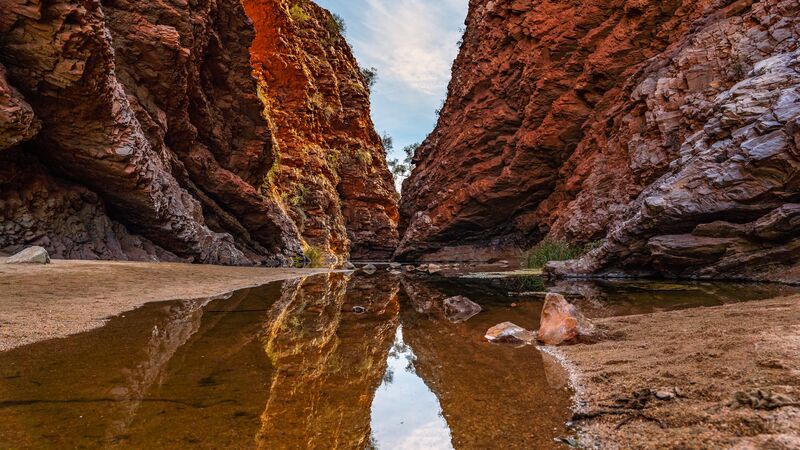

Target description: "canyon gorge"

left=0, top=0, right=398, bottom=266
left=2, top=0, right=799, bottom=284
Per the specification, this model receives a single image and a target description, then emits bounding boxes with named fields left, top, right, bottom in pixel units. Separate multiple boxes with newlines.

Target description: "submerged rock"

left=6, top=247, right=50, bottom=264
left=537, top=293, right=593, bottom=345
left=443, top=296, right=482, bottom=323
left=485, top=322, right=536, bottom=345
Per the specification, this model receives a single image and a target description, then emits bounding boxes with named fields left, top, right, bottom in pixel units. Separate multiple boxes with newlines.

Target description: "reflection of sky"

left=369, top=326, right=454, bottom=450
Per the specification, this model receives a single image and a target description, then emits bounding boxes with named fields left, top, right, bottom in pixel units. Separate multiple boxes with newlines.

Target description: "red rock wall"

left=244, top=0, right=400, bottom=262
left=399, top=0, right=800, bottom=283
left=0, top=0, right=398, bottom=265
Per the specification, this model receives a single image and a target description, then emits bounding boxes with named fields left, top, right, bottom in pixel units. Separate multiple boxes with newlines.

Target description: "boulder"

left=537, top=293, right=593, bottom=345
left=361, top=263, right=377, bottom=274
left=485, top=322, right=536, bottom=345
left=443, top=296, right=482, bottom=323
left=427, top=263, right=443, bottom=274
left=6, top=246, right=50, bottom=264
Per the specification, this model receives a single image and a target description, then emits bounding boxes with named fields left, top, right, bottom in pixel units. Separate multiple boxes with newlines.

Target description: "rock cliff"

left=0, top=0, right=397, bottom=265
left=245, top=0, right=400, bottom=261
left=398, top=0, right=799, bottom=283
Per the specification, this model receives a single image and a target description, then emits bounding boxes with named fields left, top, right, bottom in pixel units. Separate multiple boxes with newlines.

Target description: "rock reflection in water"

left=257, top=273, right=400, bottom=449
left=399, top=277, right=572, bottom=450
left=0, top=285, right=279, bottom=448
left=1, top=269, right=794, bottom=449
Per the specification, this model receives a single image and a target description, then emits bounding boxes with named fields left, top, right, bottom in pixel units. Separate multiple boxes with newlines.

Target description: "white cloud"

left=354, top=0, right=467, bottom=96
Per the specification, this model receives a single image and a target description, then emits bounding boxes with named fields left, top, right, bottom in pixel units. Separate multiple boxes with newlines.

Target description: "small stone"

left=511, top=303, right=518, bottom=308
left=352, top=306, right=367, bottom=314
left=427, top=263, right=443, bottom=274
left=655, top=390, right=676, bottom=400
left=402, top=265, right=415, bottom=272
left=361, top=264, right=377, bottom=274
left=443, top=296, right=482, bottom=323
left=6, top=246, right=50, bottom=264
left=343, top=262, right=356, bottom=270
left=389, top=262, right=402, bottom=269
left=485, top=322, right=536, bottom=344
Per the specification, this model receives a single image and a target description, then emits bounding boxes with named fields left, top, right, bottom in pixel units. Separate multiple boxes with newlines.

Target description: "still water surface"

left=1, top=272, right=796, bottom=449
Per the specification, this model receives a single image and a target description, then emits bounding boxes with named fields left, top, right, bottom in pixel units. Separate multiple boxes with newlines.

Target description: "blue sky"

left=316, top=0, right=468, bottom=161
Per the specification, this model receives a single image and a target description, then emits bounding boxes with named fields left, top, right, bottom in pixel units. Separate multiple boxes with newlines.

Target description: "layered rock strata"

left=244, top=0, right=400, bottom=261
left=398, top=0, right=800, bottom=282
left=0, top=0, right=397, bottom=265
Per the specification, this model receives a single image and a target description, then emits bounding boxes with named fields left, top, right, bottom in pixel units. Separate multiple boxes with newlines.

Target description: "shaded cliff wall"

left=398, top=0, right=799, bottom=282
left=244, top=0, right=400, bottom=261
left=0, top=0, right=398, bottom=265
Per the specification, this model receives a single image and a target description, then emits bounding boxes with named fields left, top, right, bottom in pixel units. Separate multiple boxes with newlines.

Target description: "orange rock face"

left=0, top=0, right=398, bottom=264
left=244, top=0, right=400, bottom=262
left=398, top=0, right=800, bottom=282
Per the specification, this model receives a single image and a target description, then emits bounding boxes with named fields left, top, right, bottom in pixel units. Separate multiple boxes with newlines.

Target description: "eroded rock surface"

left=398, top=0, right=800, bottom=282
left=0, top=0, right=397, bottom=265
left=244, top=0, right=399, bottom=262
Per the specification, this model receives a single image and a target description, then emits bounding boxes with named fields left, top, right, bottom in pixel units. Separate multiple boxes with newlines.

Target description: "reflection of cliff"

left=0, top=288, right=261, bottom=447
left=258, top=274, right=400, bottom=449
left=398, top=278, right=571, bottom=449
left=121, top=285, right=283, bottom=447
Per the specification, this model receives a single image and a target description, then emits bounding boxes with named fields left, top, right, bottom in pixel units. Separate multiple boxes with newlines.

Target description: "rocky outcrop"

left=244, top=0, right=400, bottom=262
left=0, top=0, right=397, bottom=265
left=398, top=0, right=800, bottom=282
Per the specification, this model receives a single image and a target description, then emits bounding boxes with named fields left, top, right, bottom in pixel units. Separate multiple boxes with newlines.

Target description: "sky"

left=315, top=0, right=469, bottom=162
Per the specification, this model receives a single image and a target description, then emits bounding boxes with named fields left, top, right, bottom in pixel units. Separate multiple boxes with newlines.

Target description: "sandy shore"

left=552, top=294, right=800, bottom=449
left=0, top=259, right=329, bottom=351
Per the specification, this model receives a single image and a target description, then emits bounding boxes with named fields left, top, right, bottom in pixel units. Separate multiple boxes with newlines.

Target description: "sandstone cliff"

left=245, top=0, right=400, bottom=262
left=0, top=0, right=397, bottom=265
left=398, top=0, right=799, bottom=283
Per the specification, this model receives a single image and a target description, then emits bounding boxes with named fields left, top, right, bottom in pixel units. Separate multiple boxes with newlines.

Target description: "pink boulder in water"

left=537, top=293, right=593, bottom=345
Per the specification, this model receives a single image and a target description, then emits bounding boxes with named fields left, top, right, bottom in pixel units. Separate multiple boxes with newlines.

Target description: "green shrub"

left=360, top=67, right=378, bottom=92
left=289, top=4, right=311, bottom=22
left=327, top=13, right=346, bottom=35
left=304, top=245, right=324, bottom=268
left=354, top=148, right=373, bottom=167
left=526, top=239, right=592, bottom=269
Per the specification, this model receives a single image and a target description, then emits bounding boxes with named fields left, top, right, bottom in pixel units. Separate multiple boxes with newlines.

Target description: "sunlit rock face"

left=0, top=0, right=397, bottom=265
left=257, top=274, right=400, bottom=448
left=398, top=0, right=800, bottom=282
left=243, top=0, right=400, bottom=262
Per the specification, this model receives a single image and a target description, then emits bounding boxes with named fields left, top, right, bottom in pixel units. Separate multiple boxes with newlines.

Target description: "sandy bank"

left=0, top=259, right=329, bottom=351
left=554, top=294, right=800, bottom=449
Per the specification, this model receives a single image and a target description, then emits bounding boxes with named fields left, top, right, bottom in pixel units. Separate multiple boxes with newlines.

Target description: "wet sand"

left=0, top=259, right=329, bottom=351
left=553, top=294, right=800, bottom=449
